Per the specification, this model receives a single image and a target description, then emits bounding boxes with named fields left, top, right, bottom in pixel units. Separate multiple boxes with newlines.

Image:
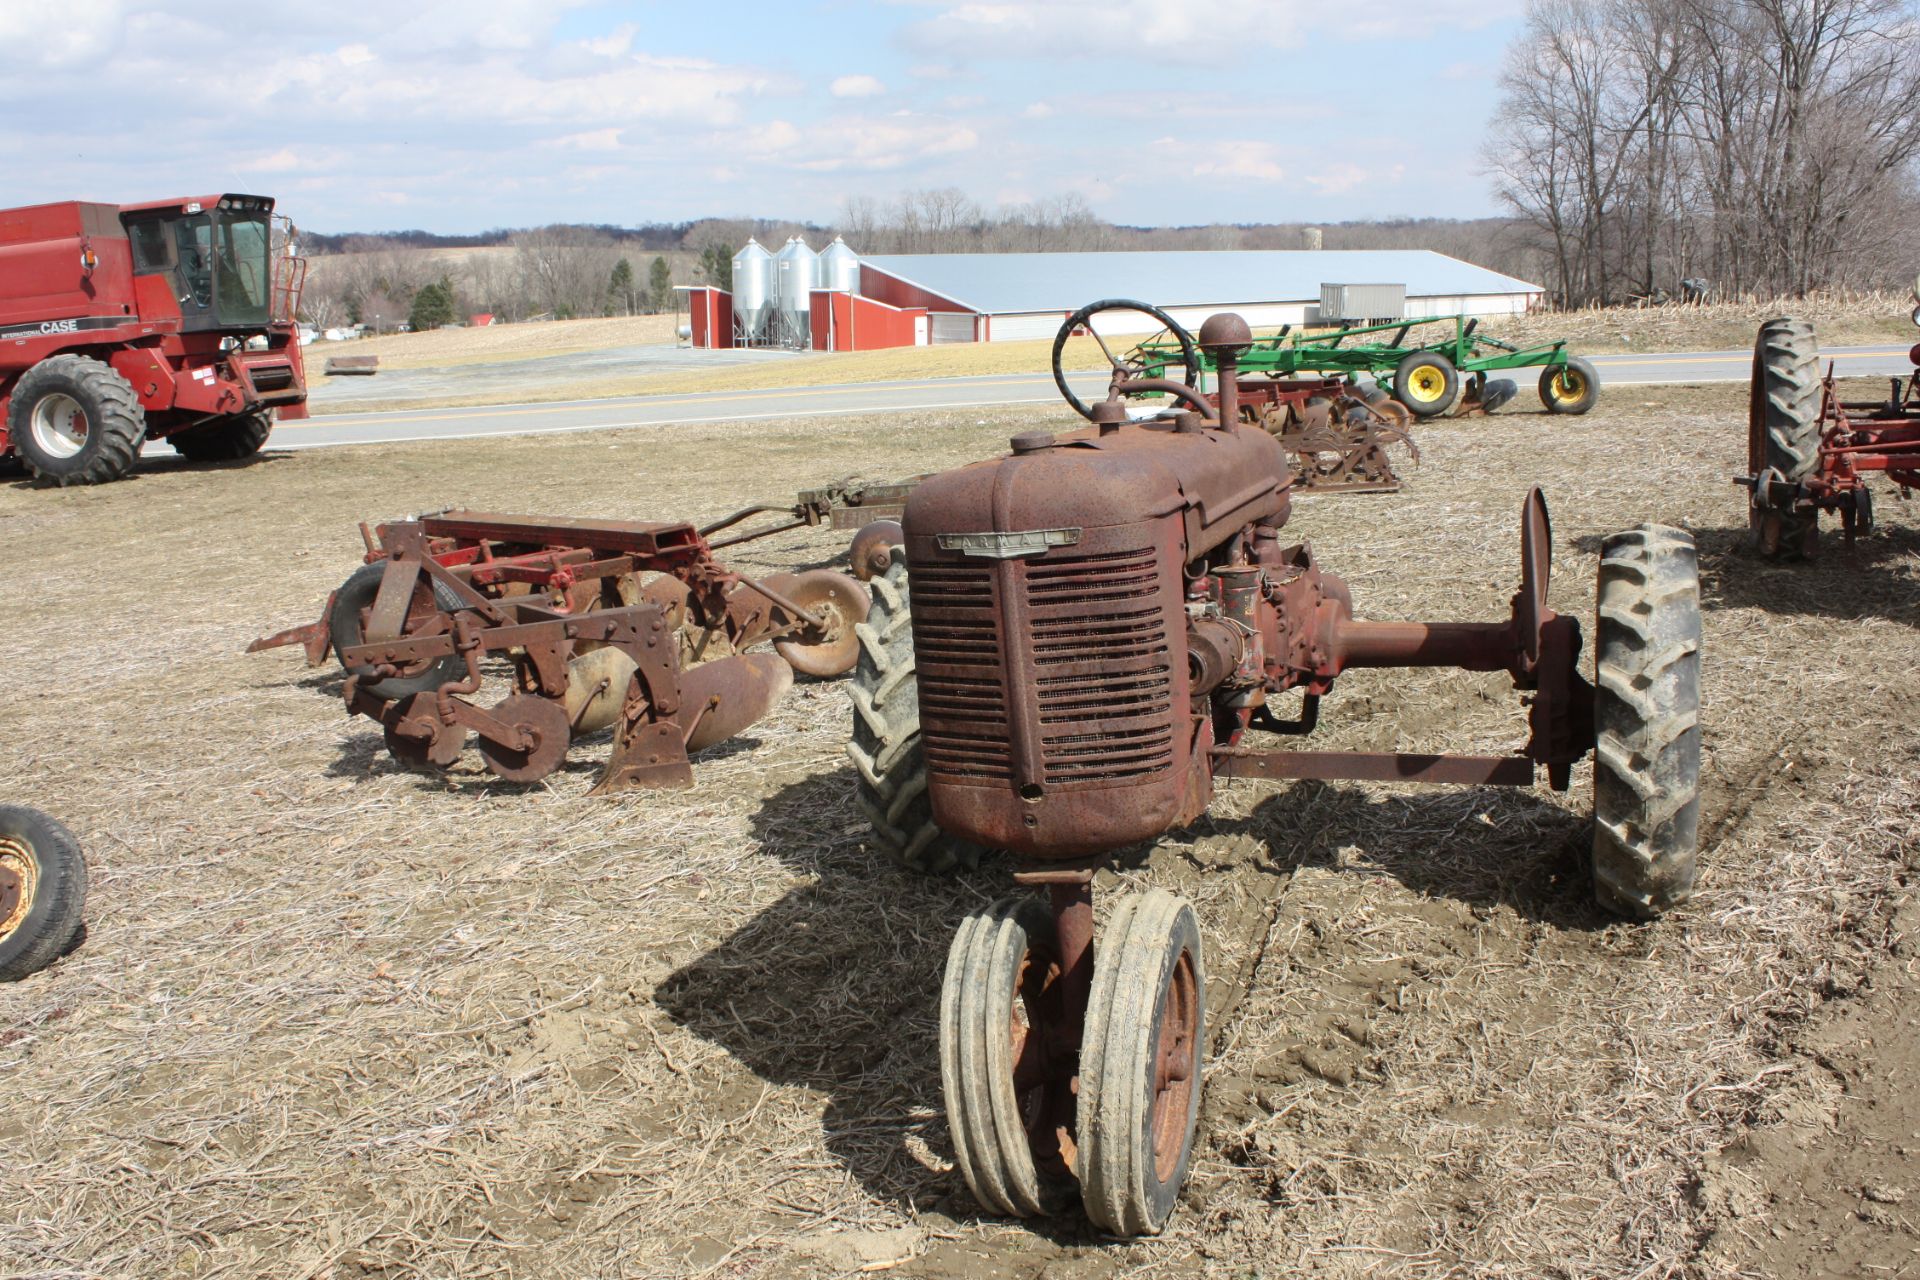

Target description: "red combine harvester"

left=0, top=194, right=308, bottom=485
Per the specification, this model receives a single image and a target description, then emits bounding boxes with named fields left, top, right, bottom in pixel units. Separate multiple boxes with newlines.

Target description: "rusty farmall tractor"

left=258, top=510, right=870, bottom=791
left=847, top=307, right=1704, bottom=1234
left=1742, top=297, right=1920, bottom=555
left=0, top=194, right=308, bottom=485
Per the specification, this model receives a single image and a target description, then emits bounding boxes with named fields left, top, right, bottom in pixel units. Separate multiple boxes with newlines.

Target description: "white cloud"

left=726, top=112, right=978, bottom=173
left=1194, top=149, right=1286, bottom=183
left=1022, top=102, right=1054, bottom=119
left=1303, top=163, right=1369, bottom=197
left=544, top=129, right=625, bottom=152
left=0, top=0, right=124, bottom=69
left=831, top=73, right=887, bottom=98
left=901, top=0, right=1524, bottom=62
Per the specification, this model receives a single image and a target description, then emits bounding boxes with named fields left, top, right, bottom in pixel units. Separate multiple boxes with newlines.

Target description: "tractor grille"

left=1026, top=549, right=1174, bottom=786
left=911, top=563, right=1011, bottom=781
left=913, top=546, right=1175, bottom=790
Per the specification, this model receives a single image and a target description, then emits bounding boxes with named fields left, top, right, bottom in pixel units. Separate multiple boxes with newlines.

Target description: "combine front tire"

left=7, top=355, right=145, bottom=486
left=845, top=549, right=981, bottom=875
left=0, top=806, right=88, bottom=982
left=168, top=410, right=273, bottom=463
left=1591, top=525, right=1702, bottom=919
left=1748, top=317, right=1822, bottom=557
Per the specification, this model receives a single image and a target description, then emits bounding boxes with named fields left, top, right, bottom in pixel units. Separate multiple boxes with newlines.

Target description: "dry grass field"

left=3, top=380, right=1919, bottom=1279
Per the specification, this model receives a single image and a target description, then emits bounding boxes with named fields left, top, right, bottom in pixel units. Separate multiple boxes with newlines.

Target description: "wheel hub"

left=0, top=837, right=36, bottom=941
left=29, top=394, right=90, bottom=459
left=1149, top=950, right=1199, bottom=1183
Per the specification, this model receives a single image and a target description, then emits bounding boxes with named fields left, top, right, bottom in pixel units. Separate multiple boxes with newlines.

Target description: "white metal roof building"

left=855, top=249, right=1545, bottom=344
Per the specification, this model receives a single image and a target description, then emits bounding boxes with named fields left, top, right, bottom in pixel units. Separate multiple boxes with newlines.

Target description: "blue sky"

left=0, top=1, right=1526, bottom=234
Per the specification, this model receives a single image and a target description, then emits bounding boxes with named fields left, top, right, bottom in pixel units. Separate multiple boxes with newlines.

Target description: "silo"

left=819, top=236, right=860, bottom=294
left=773, top=236, right=818, bottom=347
left=730, top=238, right=773, bottom=344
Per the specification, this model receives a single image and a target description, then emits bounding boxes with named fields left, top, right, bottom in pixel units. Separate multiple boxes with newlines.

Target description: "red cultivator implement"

left=254, top=506, right=881, bottom=791
left=1742, top=317, right=1920, bottom=554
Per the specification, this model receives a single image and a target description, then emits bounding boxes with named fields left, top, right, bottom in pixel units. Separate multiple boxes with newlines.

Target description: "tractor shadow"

left=1572, top=523, right=1920, bottom=627
left=321, top=717, right=768, bottom=792
left=2, top=451, right=292, bottom=489
left=653, top=763, right=1602, bottom=1232
left=1208, top=775, right=1604, bottom=931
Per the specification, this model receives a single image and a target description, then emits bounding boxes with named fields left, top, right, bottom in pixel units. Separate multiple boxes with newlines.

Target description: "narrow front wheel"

left=941, top=895, right=1077, bottom=1217
left=1076, top=889, right=1205, bottom=1236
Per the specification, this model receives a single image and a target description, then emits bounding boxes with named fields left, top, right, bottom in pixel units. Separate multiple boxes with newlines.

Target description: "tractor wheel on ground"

left=1392, top=350, right=1460, bottom=417
left=328, top=562, right=469, bottom=702
left=168, top=410, right=273, bottom=462
left=6, top=354, right=145, bottom=486
left=1077, top=888, right=1205, bottom=1237
left=1747, top=317, right=1822, bottom=558
left=845, top=549, right=982, bottom=876
left=1591, top=525, right=1703, bottom=920
left=1539, top=357, right=1600, bottom=414
left=941, top=894, right=1076, bottom=1218
left=0, top=805, right=88, bottom=982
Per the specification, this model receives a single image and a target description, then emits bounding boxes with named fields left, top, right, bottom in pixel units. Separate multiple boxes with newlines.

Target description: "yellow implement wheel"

left=1538, top=356, right=1600, bottom=414
left=0, top=806, right=87, bottom=982
left=1392, top=350, right=1460, bottom=417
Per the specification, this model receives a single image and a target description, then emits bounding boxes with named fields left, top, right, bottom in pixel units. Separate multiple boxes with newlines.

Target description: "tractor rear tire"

left=1539, top=357, right=1600, bottom=414
left=0, top=805, right=88, bottom=982
left=169, top=410, right=273, bottom=462
left=845, top=549, right=983, bottom=876
left=1392, top=350, right=1460, bottom=417
left=329, top=563, right=470, bottom=702
left=1591, top=525, right=1702, bottom=920
left=7, top=355, right=145, bottom=486
left=1748, top=317, right=1822, bottom=557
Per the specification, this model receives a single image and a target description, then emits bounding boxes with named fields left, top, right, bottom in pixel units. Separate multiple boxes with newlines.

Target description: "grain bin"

left=773, top=236, right=818, bottom=347
left=730, top=238, right=773, bottom=343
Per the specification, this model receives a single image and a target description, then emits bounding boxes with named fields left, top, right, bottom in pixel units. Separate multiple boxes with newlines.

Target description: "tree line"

left=300, top=196, right=1566, bottom=332
left=1487, top=0, right=1920, bottom=305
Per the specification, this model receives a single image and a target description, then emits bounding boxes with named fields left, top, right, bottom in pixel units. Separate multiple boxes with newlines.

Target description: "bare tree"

left=1488, top=0, right=1920, bottom=303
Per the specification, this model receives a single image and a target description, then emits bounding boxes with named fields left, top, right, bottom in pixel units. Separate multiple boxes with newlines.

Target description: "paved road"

left=265, top=343, right=1918, bottom=452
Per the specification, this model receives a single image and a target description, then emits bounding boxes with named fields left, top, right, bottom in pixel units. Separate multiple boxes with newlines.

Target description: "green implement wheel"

left=1539, top=356, right=1600, bottom=414
left=1392, top=350, right=1460, bottom=417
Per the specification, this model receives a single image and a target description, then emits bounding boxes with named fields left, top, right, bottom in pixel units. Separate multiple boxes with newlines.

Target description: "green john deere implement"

left=1131, top=314, right=1600, bottom=419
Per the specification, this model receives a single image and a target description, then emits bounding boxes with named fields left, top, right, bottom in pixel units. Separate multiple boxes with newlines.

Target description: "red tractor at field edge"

left=0, top=193, right=309, bottom=486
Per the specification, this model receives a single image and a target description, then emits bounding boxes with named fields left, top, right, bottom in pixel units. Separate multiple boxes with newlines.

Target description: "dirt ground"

left=3, top=380, right=1919, bottom=1279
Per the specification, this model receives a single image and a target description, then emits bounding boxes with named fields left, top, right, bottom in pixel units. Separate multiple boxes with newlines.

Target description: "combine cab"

left=0, top=193, right=308, bottom=485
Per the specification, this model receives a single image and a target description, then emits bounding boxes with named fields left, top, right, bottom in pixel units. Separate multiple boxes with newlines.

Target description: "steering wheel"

left=1051, top=298, right=1203, bottom=421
